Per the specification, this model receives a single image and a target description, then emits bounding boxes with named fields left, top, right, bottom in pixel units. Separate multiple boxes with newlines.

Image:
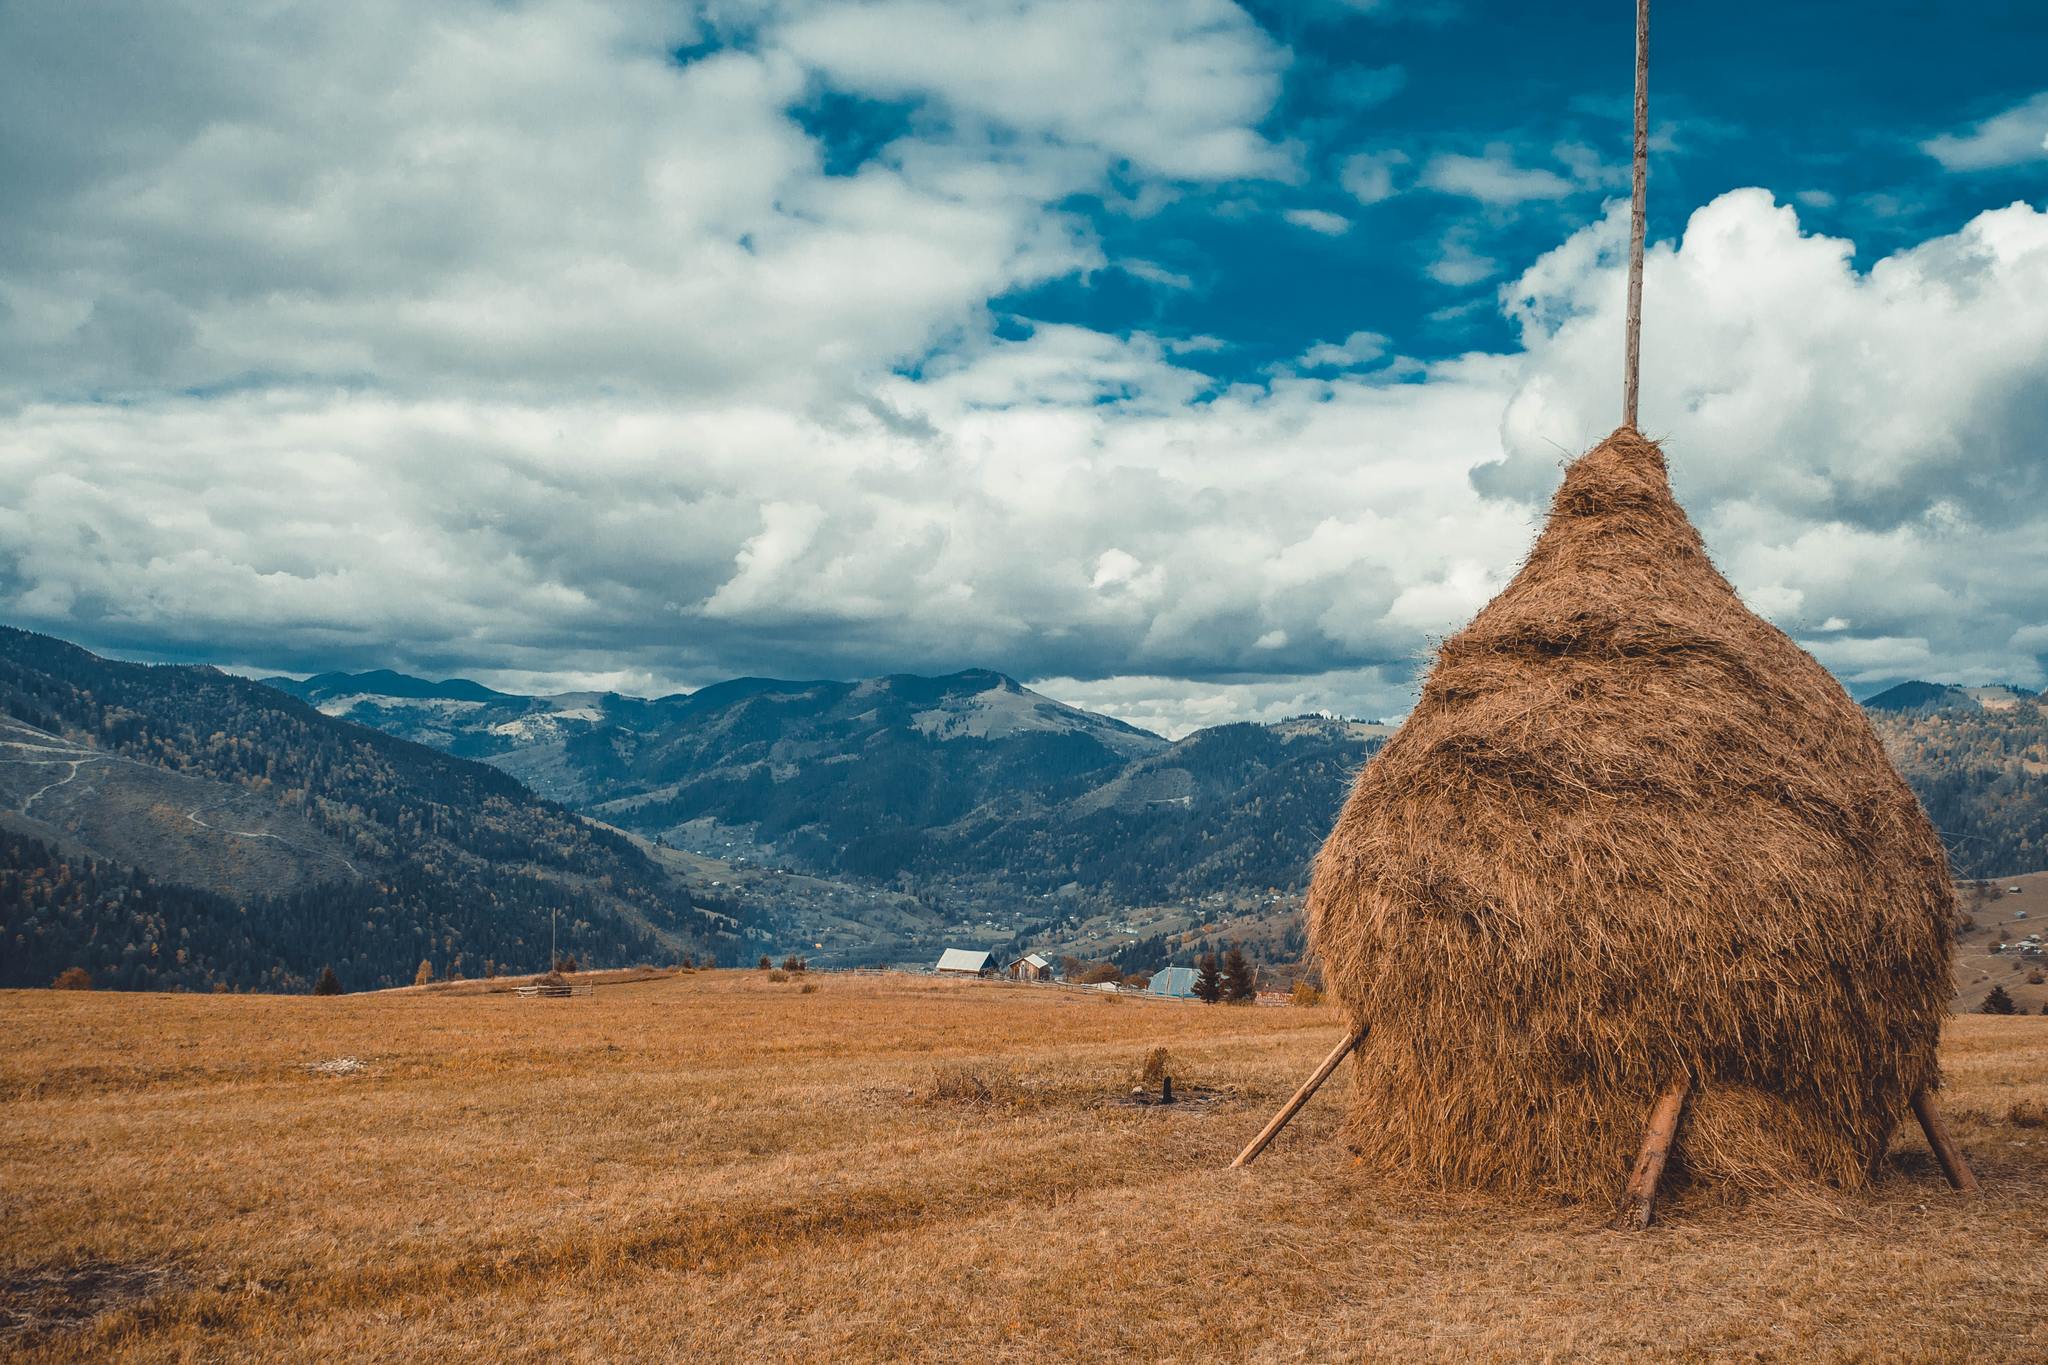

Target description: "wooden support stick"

left=1910, top=1089, right=1978, bottom=1193
left=1617, top=1078, right=1689, bottom=1230
left=1230, top=1027, right=1367, bottom=1169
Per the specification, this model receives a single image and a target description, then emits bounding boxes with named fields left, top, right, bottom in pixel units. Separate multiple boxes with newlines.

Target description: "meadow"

left=3, top=971, right=2045, bottom=1362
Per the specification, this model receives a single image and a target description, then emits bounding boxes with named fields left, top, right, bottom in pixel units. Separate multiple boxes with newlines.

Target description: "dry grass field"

left=3, top=972, right=2046, bottom=1362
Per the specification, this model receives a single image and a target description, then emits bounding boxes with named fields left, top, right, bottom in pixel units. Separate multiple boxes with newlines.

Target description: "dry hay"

left=1307, top=427, right=1953, bottom=1205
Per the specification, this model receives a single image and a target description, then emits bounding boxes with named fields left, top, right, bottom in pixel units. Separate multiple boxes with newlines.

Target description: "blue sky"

left=0, top=0, right=2043, bottom=736
left=940, top=0, right=2048, bottom=377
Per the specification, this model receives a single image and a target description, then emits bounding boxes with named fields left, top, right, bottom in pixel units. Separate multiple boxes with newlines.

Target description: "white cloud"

left=1421, top=145, right=1574, bottom=204
left=1338, top=149, right=1407, bottom=205
left=0, top=0, right=1294, bottom=411
left=1487, top=189, right=2048, bottom=692
left=1283, top=207, right=1353, bottom=235
left=771, top=0, right=1294, bottom=181
left=1294, top=330, right=1389, bottom=368
left=1427, top=232, right=1497, bottom=286
left=1922, top=92, right=2048, bottom=171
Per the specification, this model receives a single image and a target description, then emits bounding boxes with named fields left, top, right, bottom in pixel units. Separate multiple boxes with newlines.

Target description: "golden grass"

left=3, top=972, right=2045, bottom=1362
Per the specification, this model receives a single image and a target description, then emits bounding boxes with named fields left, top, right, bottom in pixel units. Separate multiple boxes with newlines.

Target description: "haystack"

left=1305, top=426, right=1953, bottom=1202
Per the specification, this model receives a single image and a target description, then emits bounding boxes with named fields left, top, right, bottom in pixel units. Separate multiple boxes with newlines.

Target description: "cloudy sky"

left=1, top=1, right=2044, bottom=737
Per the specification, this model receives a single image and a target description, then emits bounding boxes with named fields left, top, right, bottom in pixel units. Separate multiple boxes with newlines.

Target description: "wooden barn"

left=1006, top=953, right=1055, bottom=982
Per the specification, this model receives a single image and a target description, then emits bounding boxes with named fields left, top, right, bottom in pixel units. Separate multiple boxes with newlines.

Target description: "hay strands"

left=1910, top=1089, right=1978, bottom=1193
left=1231, top=1027, right=1368, bottom=1169
left=1615, top=1078, right=1689, bottom=1230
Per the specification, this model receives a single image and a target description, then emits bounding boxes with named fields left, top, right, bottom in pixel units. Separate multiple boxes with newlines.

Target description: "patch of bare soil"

left=0, top=1259, right=183, bottom=1345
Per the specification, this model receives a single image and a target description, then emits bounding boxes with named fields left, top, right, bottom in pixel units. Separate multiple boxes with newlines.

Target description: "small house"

left=1007, top=952, right=1055, bottom=982
left=935, top=948, right=992, bottom=978
left=1149, top=966, right=1198, bottom=998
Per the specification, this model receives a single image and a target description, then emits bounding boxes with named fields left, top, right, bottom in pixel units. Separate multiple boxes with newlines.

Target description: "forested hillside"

left=0, top=628, right=741, bottom=991
left=1871, top=694, right=2048, bottom=878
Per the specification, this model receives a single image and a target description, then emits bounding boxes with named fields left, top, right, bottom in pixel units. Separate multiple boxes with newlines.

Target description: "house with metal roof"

left=1149, top=965, right=1199, bottom=998
left=1006, top=952, right=1055, bottom=982
left=935, top=948, right=992, bottom=977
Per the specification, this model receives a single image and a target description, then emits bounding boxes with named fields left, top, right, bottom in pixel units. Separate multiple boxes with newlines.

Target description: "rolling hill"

left=0, top=628, right=747, bottom=992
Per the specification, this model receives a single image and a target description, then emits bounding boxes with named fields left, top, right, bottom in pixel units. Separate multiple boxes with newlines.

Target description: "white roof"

left=936, top=948, right=990, bottom=972
left=1020, top=953, right=1050, bottom=969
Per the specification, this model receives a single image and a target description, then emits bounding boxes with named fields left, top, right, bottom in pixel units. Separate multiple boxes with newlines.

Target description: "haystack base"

left=1231, top=1028, right=1368, bottom=1169
left=1910, top=1090, right=1978, bottom=1193
left=1616, top=1080, right=1690, bottom=1230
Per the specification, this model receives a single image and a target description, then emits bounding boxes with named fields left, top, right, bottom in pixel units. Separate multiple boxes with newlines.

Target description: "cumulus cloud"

left=1485, top=189, right=2048, bottom=696
left=1922, top=92, right=2048, bottom=171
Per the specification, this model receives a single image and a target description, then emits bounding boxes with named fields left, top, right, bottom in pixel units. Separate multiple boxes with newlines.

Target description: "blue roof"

left=1149, top=966, right=1198, bottom=997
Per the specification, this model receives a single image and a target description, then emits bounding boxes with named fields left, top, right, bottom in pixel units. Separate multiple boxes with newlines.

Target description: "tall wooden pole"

left=1622, top=0, right=1650, bottom=430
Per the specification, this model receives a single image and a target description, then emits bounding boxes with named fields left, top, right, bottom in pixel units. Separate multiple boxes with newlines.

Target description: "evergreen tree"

left=313, top=966, right=343, bottom=996
left=1221, top=946, right=1257, bottom=1003
left=1981, top=984, right=2018, bottom=1015
left=1193, top=952, right=1223, bottom=1004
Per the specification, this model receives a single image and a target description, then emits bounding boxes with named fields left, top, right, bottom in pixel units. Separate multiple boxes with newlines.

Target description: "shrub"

left=767, top=969, right=790, bottom=983
left=1073, top=962, right=1122, bottom=985
left=783, top=955, right=806, bottom=973
left=1981, top=984, right=2019, bottom=1015
left=1291, top=981, right=1324, bottom=1008
left=51, top=966, right=93, bottom=991
left=923, top=1062, right=1020, bottom=1106
left=414, top=959, right=434, bottom=987
left=1121, top=972, right=1151, bottom=989
left=758, top=955, right=773, bottom=970
left=799, top=982, right=819, bottom=995
left=556, top=954, right=579, bottom=974
left=312, top=967, right=343, bottom=996
left=2008, top=1099, right=2048, bottom=1128
left=2029, top=970, right=2045, bottom=985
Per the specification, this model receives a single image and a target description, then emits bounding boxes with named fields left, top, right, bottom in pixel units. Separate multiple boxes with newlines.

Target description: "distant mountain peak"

left=267, top=669, right=510, bottom=704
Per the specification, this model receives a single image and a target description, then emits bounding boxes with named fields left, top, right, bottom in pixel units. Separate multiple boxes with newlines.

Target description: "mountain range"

left=5, top=621, right=2045, bottom=990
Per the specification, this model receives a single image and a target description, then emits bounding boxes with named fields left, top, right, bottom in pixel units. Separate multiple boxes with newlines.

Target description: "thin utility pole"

left=1622, top=0, right=1649, bottom=429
